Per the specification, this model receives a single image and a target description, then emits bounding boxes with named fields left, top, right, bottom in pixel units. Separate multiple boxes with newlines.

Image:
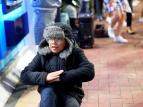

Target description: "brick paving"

left=14, top=1, right=143, bottom=107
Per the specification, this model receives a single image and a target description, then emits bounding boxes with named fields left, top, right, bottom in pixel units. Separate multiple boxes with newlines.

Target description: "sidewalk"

left=5, top=1, right=143, bottom=107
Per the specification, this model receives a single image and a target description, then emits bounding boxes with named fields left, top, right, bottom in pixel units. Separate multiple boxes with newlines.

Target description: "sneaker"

left=114, top=36, right=128, bottom=43
left=106, top=16, right=112, bottom=24
left=108, top=26, right=115, bottom=38
left=133, top=1, right=138, bottom=7
left=139, top=17, right=143, bottom=22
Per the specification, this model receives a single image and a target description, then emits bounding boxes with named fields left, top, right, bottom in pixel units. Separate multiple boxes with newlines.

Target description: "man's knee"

left=41, top=86, right=57, bottom=96
left=40, top=86, right=59, bottom=107
left=64, top=95, right=80, bottom=107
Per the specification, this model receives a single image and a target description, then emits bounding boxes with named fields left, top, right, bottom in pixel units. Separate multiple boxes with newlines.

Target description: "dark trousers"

left=40, top=86, right=80, bottom=107
left=80, top=1, right=87, bottom=13
left=126, top=0, right=133, bottom=27
left=94, top=0, right=103, bottom=15
left=80, top=1, right=92, bottom=13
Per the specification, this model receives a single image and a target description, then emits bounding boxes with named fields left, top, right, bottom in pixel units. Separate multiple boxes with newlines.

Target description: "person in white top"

left=32, top=0, right=62, bottom=45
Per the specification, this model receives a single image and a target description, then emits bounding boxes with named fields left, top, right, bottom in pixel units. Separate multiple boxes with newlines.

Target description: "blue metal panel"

left=0, top=38, right=25, bottom=71
left=0, top=2, right=7, bottom=59
left=0, top=0, right=27, bottom=71
left=0, top=1, right=23, bottom=59
left=4, top=12, right=29, bottom=47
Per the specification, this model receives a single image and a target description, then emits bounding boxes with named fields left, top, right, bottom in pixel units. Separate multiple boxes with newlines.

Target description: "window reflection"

left=6, top=0, right=23, bottom=6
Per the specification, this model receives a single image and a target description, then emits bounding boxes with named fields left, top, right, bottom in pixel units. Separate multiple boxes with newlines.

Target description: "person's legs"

left=94, top=0, right=97, bottom=18
left=34, top=10, right=45, bottom=45
left=126, top=0, right=132, bottom=27
left=40, top=86, right=59, bottom=107
left=108, top=10, right=121, bottom=38
left=80, top=1, right=86, bottom=13
left=106, top=12, right=113, bottom=23
left=126, top=12, right=132, bottom=27
left=141, top=7, right=143, bottom=17
left=89, top=0, right=92, bottom=13
left=94, top=0, right=104, bottom=21
left=126, top=13, right=135, bottom=33
left=126, top=0, right=135, bottom=34
left=86, top=1, right=90, bottom=13
left=111, top=10, right=121, bottom=29
left=34, top=9, right=57, bottom=45
left=139, top=7, right=143, bottom=22
left=116, top=12, right=126, bottom=36
left=99, top=0, right=105, bottom=19
left=64, top=95, right=80, bottom=107
left=114, top=12, right=128, bottom=43
left=44, top=9, right=57, bottom=27
left=58, top=94, right=80, bottom=107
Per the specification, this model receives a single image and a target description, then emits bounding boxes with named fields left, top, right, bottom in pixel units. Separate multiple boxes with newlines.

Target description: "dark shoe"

left=95, top=0, right=104, bottom=21
left=97, top=15, right=105, bottom=21
left=94, top=13, right=98, bottom=19
left=97, top=16, right=101, bottom=21
left=99, top=15, right=105, bottom=20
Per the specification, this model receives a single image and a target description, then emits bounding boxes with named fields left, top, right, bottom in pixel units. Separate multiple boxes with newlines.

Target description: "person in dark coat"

left=20, top=22, right=95, bottom=107
left=61, top=0, right=81, bottom=30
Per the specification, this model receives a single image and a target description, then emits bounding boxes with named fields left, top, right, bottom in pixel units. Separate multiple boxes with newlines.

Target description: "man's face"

left=48, top=37, right=66, bottom=54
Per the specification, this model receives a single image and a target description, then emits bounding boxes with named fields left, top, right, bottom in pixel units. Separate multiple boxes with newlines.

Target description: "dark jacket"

left=62, top=0, right=72, bottom=4
left=61, top=0, right=72, bottom=11
left=20, top=22, right=95, bottom=104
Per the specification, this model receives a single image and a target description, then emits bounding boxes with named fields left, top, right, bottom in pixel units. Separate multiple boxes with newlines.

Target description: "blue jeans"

left=40, top=86, right=80, bottom=107
left=34, top=9, right=57, bottom=45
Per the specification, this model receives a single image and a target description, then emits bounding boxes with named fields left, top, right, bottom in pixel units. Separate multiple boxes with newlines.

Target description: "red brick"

left=111, top=104, right=123, bottom=107
left=99, top=94, right=121, bottom=99
left=80, top=103, right=98, bottom=107
left=110, top=99, right=134, bottom=104
left=132, top=94, right=143, bottom=103
left=87, top=95, right=98, bottom=103
left=123, top=104, right=143, bottom=107
left=121, top=91, right=132, bottom=98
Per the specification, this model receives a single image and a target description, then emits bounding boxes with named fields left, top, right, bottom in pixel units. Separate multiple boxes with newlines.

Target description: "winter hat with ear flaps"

left=38, top=22, right=73, bottom=59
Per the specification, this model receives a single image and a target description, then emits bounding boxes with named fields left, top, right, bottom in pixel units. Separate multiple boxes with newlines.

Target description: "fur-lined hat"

left=38, top=22, right=74, bottom=59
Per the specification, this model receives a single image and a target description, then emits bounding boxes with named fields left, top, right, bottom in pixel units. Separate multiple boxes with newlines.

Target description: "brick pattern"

left=14, top=1, right=143, bottom=107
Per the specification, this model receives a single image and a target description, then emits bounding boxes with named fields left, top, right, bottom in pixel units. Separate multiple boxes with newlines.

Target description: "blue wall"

left=0, top=1, right=27, bottom=71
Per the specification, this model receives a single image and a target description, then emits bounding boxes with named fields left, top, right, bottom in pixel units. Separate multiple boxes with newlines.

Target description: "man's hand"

left=45, top=70, right=64, bottom=83
left=48, top=78, right=60, bottom=84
